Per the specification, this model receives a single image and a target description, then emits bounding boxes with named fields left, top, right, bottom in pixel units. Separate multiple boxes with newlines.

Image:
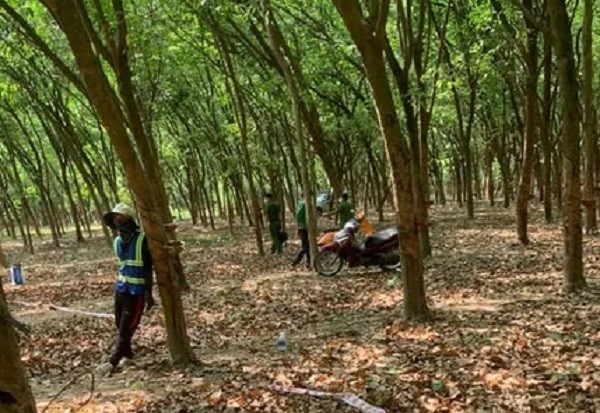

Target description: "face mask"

left=116, top=221, right=135, bottom=241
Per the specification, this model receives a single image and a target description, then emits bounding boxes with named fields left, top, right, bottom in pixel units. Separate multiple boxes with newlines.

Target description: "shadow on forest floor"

left=3, top=202, right=600, bottom=412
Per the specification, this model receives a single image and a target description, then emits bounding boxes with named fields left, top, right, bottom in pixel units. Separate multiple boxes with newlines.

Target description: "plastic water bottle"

left=277, top=332, right=288, bottom=351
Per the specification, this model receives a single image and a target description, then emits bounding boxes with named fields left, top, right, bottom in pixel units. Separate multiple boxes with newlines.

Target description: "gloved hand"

left=144, top=293, right=155, bottom=312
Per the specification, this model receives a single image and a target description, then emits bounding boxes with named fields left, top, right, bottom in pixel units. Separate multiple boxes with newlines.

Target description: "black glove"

left=144, top=293, right=155, bottom=312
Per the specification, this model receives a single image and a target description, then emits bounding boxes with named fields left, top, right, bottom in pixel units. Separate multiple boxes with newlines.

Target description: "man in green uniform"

left=337, top=192, right=355, bottom=227
left=264, top=192, right=283, bottom=254
left=326, top=191, right=355, bottom=228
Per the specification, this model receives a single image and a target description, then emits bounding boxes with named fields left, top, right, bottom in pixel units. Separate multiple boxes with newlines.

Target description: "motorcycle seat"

left=364, top=227, right=398, bottom=249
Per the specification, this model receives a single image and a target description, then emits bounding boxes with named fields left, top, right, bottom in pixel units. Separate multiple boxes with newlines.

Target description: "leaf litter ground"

left=4, top=204, right=600, bottom=412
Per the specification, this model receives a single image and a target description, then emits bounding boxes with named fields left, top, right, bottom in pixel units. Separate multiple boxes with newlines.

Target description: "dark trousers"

left=293, top=229, right=310, bottom=266
left=110, top=291, right=145, bottom=366
left=269, top=222, right=283, bottom=254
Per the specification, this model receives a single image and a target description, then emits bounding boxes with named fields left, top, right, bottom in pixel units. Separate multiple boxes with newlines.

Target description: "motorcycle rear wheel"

left=315, top=250, right=344, bottom=276
left=380, top=255, right=401, bottom=272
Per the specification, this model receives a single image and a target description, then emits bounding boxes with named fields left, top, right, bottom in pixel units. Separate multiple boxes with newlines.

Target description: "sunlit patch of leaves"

left=5, top=205, right=600, bottom=411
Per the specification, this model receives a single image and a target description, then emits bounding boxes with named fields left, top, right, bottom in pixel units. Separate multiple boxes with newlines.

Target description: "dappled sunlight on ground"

left=3, top=203, right=599, bottom=411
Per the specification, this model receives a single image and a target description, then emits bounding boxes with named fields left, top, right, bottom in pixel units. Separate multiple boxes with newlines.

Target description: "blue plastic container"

left=10, top=264, right=24, bottom=285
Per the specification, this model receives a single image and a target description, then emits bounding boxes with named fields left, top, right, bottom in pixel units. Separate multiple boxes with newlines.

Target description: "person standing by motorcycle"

left=292, top=195, right=311, bottom=269
left=264, top=191, right=283, bottom=254
left=325, top=191, right=355, bottom=228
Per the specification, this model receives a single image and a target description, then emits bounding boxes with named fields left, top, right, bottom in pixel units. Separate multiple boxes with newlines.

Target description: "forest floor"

left=4, top=203, right=600, bottom=412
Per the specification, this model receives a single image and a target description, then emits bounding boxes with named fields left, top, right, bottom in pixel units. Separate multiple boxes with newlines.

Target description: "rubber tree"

left=433, top=3, right=478, bottom=219
left=208, top=11, right=265, bottom=255
left=0, top=278, right=37, bottom=413
left=540, top=24, right=554, bottom=223
left=37, top=0, right=194, bottom=363
left=547, top=0, right=587, bottom=292
left=582, top=0, right=597, bottom=233
left=264, top=0, right=319, bottom=265
left=383, top=0, right=450, bottom=257
left=332, top=0, right=430, bottom=320
left=0, top=241, right=7, bottom=268
left=211, top=3, right=343, bottom=198
left=515, top=0, right=539, bottom=245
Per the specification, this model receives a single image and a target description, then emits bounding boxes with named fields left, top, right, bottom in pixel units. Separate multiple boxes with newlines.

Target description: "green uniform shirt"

left=296, top=201, right=307, bottom=230
left=265, top=201, right=281, bottom=223
left=338, top=200, right=355, bottom=226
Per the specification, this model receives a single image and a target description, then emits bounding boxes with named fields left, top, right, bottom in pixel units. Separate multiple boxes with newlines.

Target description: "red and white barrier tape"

left=265, top=385, right=386, bottom=413
left=11, top=301, right=115, bottom=319
left=48, top=304, right=114, bottom=319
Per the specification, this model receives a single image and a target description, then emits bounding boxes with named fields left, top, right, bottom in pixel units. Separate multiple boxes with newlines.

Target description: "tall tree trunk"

left=265, top=1, right=318, bottom=265
left=0, top=241, right=7, bottom=268
left=39, top=191, right=60, bottom=248
left=24, top=203, right=41, bottom=240
left=60, top=161, right=84, bottom=242
left=241, top=189, right=253, bottom=227
left=431, top=135, right=446, bottom=205
left=232, top=178, right=244, bottom=224
left=474, top=149, right=482, bottom=200
left=0, top=209, right=12, bottom=238
left=541, top=29, right=553, bottom=222
left=486, top=147, right=495, bottom=206
left=363, top=172, right=370, bottom=214
left=547, top=0, right=587, bottom=291
left=582, top=0, right=597, bottom=233
left=332, top=0, right=430, bottom=320
left=258, top=10, right=342, bottom=198
left=464, top=149, right=472, bottom=213
left=0, top=278, right=37, bottom=413
left=197, top=181, right=209, bottom=227
left=455, top=156, right=464, bottom=206
left=225, top=185, right=234, bottom=232
left=436, top=165, right=446, bottom=205
left=454, top=92, right=475, bottom=218
left=213, top=180, right=224, bottom=220
left=516, top=0, right=538, bottom=245
left=185, top=158, right=198, bottom=226
left=42, top=0, right=193, bottom=363
left=384, top=33, right=432, bottom=257
left=554, top=147, right=563, bottom=210
left=535, top=150, right=543, bottom=201
left=23, top=208, right=33, bottom=256
left=203, top=185, right=216, bottom=231
left=72, top=165, right=93, bottom=238
left=5, top=199, right=28, bottom=253
left=215, top=22, right=264, bottom=255
left=5, top=145, right=34, bottom=252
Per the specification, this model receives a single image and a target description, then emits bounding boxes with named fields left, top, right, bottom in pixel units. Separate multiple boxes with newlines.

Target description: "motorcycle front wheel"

left=315, top=250, right=344, bottom=276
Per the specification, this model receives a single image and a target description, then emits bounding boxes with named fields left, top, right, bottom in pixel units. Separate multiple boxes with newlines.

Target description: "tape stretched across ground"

left=49, top=304, right=114, bottom=319
left=10, top=301, right=115, bottom=319
left=265, top=384, right=386, bottom=413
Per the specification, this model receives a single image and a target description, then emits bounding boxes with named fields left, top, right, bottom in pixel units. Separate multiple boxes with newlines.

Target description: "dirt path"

left=4, top=204, right=600, bottom=412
